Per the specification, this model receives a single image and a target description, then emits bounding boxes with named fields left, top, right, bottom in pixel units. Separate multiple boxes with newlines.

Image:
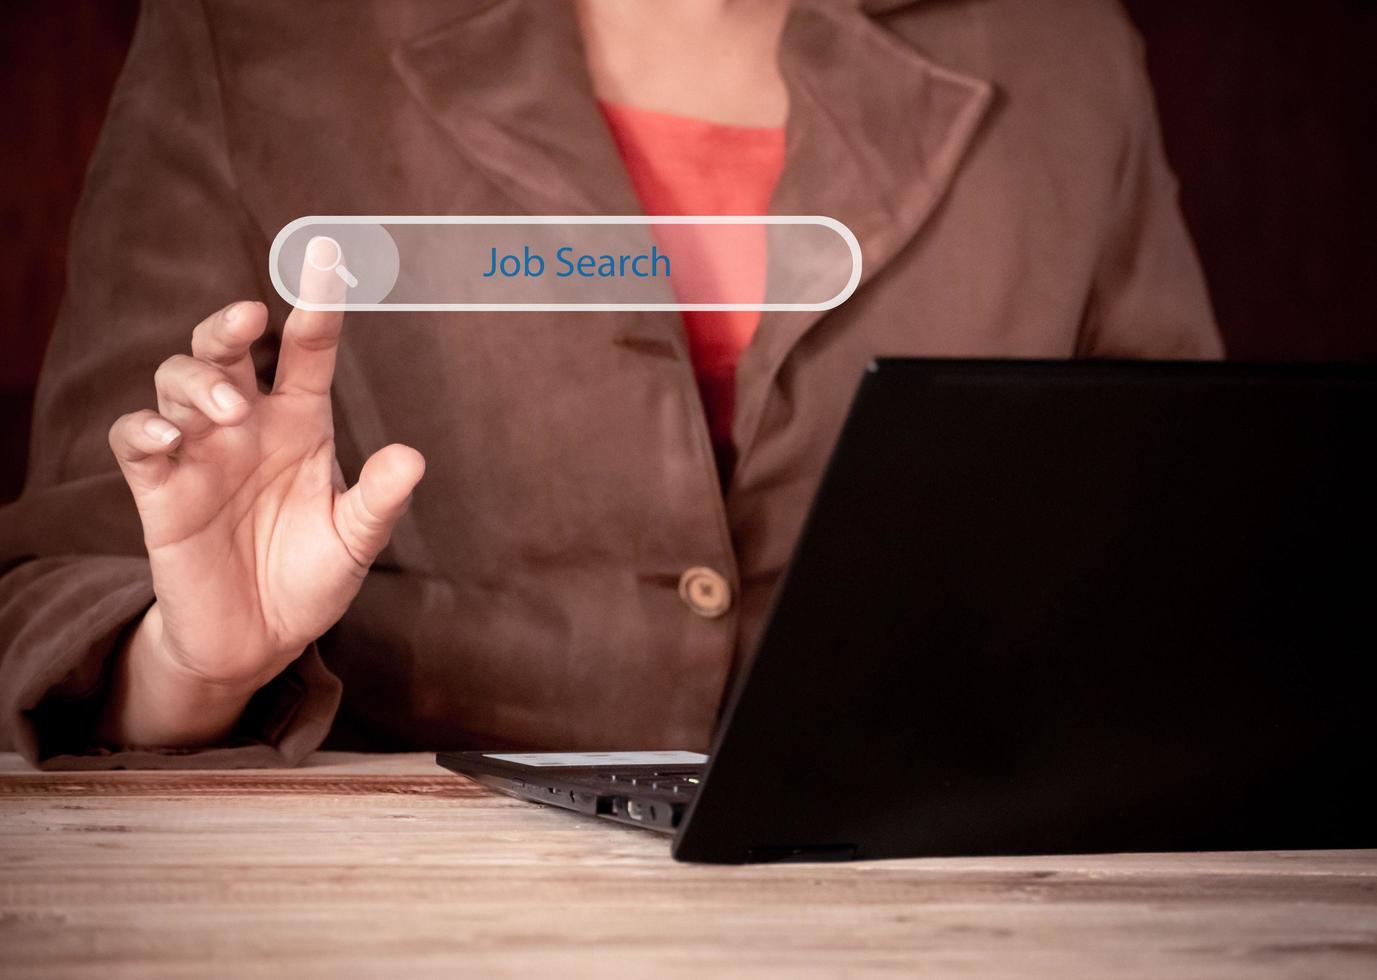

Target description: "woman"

left=0, top=0, right=1219, bottom=768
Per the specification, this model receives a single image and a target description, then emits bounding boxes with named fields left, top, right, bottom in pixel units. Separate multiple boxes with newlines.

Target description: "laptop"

left=439, top=359, right=1377, bottom=863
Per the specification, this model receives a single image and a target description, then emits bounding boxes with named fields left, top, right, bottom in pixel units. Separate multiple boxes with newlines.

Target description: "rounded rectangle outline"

left=269, top=215, right=862, bottom=312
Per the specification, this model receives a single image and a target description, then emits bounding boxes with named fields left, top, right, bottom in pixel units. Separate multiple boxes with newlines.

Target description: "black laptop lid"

left=674, top=360, right=1377, bottom=863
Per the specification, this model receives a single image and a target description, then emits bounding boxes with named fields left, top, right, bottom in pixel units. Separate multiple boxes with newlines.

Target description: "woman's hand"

left=98, top=238, right=425, bottom=747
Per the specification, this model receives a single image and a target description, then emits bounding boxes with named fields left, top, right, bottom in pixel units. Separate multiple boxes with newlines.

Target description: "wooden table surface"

left=1, top=752, right=1374, bottom=979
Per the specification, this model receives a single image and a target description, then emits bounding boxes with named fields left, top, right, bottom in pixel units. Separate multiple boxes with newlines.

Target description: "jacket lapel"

left=388, top=1, right=688, bottom=365
left=389, top=0, right=993, bottom=474
left=731, top=0, right=994, bottom=472
left=389, top=0, right=642, bottom=218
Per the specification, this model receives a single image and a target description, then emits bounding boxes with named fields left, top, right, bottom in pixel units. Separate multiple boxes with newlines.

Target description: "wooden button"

left=678, top=566, right=732, bottom=619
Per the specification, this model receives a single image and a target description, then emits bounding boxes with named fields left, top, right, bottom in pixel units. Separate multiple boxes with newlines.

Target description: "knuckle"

left=154, top=354, right=189, bottom=387
left=197, top=303, right=262, bottom=361
left=107, top=416, right=128, bottom=449
left=197, top=312, right=231, bottom=346
left=162, top=355, right=220, bottom=397
left=289, top=330, right=340, bottom=353
left=199, top=343, right=236, bottom=367
left=108, top=411, right=146, bottom=452
left=196, top=363, right=228, bottom=391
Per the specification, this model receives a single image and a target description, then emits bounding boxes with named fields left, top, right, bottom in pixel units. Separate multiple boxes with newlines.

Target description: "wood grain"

left=1, top=752, right=1374, bottom=979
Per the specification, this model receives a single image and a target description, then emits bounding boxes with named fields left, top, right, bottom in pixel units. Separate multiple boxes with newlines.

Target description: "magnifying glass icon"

left=305, top=235, right=359, bottom=288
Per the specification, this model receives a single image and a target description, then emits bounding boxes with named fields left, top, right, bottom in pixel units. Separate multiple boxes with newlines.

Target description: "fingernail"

left=226, top=301, right=247, bottom=324
left=144, top=418, right=180, bottom=445
left=212, top=383, right=247, bottom=411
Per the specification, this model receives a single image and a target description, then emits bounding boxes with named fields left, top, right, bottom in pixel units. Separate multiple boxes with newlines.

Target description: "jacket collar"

left=390, top=0, right=992, bottom=461
left=389, top=0, right=990, bottom=236
left=390, top=0, right=640, bottom=216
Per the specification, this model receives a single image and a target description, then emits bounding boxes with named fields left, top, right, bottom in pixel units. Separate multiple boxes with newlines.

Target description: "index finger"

left=273, top=236, right=347, bottom=396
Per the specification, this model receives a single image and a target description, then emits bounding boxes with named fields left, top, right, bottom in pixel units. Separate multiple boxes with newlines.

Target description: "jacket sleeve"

left=0, top=0, right=341, bottom=770
left=1077, top=14, right=1225, bottom=360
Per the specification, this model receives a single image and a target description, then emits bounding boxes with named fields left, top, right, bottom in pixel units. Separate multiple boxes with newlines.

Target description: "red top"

left=598, top=100, right=787, bottom=481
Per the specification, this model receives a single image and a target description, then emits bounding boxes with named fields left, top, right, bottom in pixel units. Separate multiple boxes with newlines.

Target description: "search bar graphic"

left=269, top=216, right=861, bottom=312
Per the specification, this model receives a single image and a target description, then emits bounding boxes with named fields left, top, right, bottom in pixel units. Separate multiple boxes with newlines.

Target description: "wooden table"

left=1, top=752, right=1374, bottom=978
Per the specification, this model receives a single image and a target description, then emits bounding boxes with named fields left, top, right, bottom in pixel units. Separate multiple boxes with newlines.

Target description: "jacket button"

left=678, top=566, right=732, bottom=619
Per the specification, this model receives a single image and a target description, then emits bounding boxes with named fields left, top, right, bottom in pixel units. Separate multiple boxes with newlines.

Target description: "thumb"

left=333, top=443, right=426, bottom=567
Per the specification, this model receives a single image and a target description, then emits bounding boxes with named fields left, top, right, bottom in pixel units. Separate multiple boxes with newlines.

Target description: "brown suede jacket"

left=0, top=0, right=1220, bottom=768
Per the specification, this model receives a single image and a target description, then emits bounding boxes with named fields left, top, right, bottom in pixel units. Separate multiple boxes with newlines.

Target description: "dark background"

left=2, top=1, right=1374, bottom=501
